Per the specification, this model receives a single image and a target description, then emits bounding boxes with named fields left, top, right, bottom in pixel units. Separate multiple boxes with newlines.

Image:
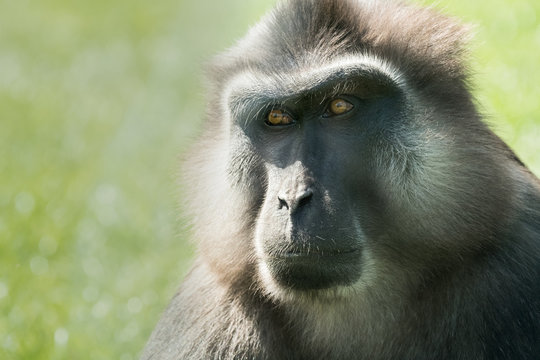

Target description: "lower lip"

left=266, top=249, right=362, bottom=290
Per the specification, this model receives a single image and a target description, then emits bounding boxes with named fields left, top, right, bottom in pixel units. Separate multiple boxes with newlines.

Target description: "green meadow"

left=1, top=1, right=538, bottom=359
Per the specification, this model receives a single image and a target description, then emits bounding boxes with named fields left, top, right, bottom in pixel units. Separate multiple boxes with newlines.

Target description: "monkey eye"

left=266, top=109, right=295, bottom=126
left=326, top=98, right=354, bottom=116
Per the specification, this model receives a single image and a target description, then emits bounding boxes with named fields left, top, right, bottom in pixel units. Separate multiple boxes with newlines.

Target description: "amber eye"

left=327, top=98, right=354, bottom=116
left=266, top=109, right=294, bottom=126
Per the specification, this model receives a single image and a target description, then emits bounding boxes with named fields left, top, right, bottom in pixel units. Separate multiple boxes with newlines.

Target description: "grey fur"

left=141, top=0, right=540, bottom=359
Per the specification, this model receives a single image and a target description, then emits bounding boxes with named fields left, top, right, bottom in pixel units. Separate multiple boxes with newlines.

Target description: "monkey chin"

left=257, top=250, right=364, bottom=303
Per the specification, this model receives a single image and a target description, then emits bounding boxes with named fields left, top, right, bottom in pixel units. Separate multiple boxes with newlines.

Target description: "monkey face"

left=223, top=64, right=404, bottom=293
left=187, top=0, right=512, bottom=302
left=218, top=52, right=508, bottom=298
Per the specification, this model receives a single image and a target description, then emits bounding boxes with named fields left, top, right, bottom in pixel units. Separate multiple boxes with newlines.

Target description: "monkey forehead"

left=223, top=54, right=405, bottom=111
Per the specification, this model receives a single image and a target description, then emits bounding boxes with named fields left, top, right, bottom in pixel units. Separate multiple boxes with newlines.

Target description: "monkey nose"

left=278, top=188, right=314, bottom=213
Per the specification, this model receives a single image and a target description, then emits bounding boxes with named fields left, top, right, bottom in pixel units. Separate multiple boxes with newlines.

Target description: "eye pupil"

left=329, top=98, right=353, bottom=115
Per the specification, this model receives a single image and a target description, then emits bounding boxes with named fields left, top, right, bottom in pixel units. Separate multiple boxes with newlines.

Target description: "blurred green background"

left=0, top=0, right=538, bottom=359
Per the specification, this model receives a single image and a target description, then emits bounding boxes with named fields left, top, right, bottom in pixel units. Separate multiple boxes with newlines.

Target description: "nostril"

left=295, top=188, right=313, bottom=209
left=278, top=188, right=313, bottom=213
left=278, top=196, right=289, bottom=210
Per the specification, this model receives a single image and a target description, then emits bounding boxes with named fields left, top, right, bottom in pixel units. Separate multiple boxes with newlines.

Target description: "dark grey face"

left=226, top=65, right=403, bottom=291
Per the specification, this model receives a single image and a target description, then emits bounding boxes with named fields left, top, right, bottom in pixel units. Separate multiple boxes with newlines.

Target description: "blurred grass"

left=0, top=0, right=538, bottom=359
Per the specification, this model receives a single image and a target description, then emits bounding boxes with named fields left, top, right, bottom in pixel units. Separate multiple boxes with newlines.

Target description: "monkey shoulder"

left=479, top=181, right=540, bottom=358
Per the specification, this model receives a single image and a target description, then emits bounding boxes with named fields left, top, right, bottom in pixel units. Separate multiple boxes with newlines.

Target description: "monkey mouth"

left=279, top=247, right=360, bottom=259
left=265, top=247, right=362, bottom=290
